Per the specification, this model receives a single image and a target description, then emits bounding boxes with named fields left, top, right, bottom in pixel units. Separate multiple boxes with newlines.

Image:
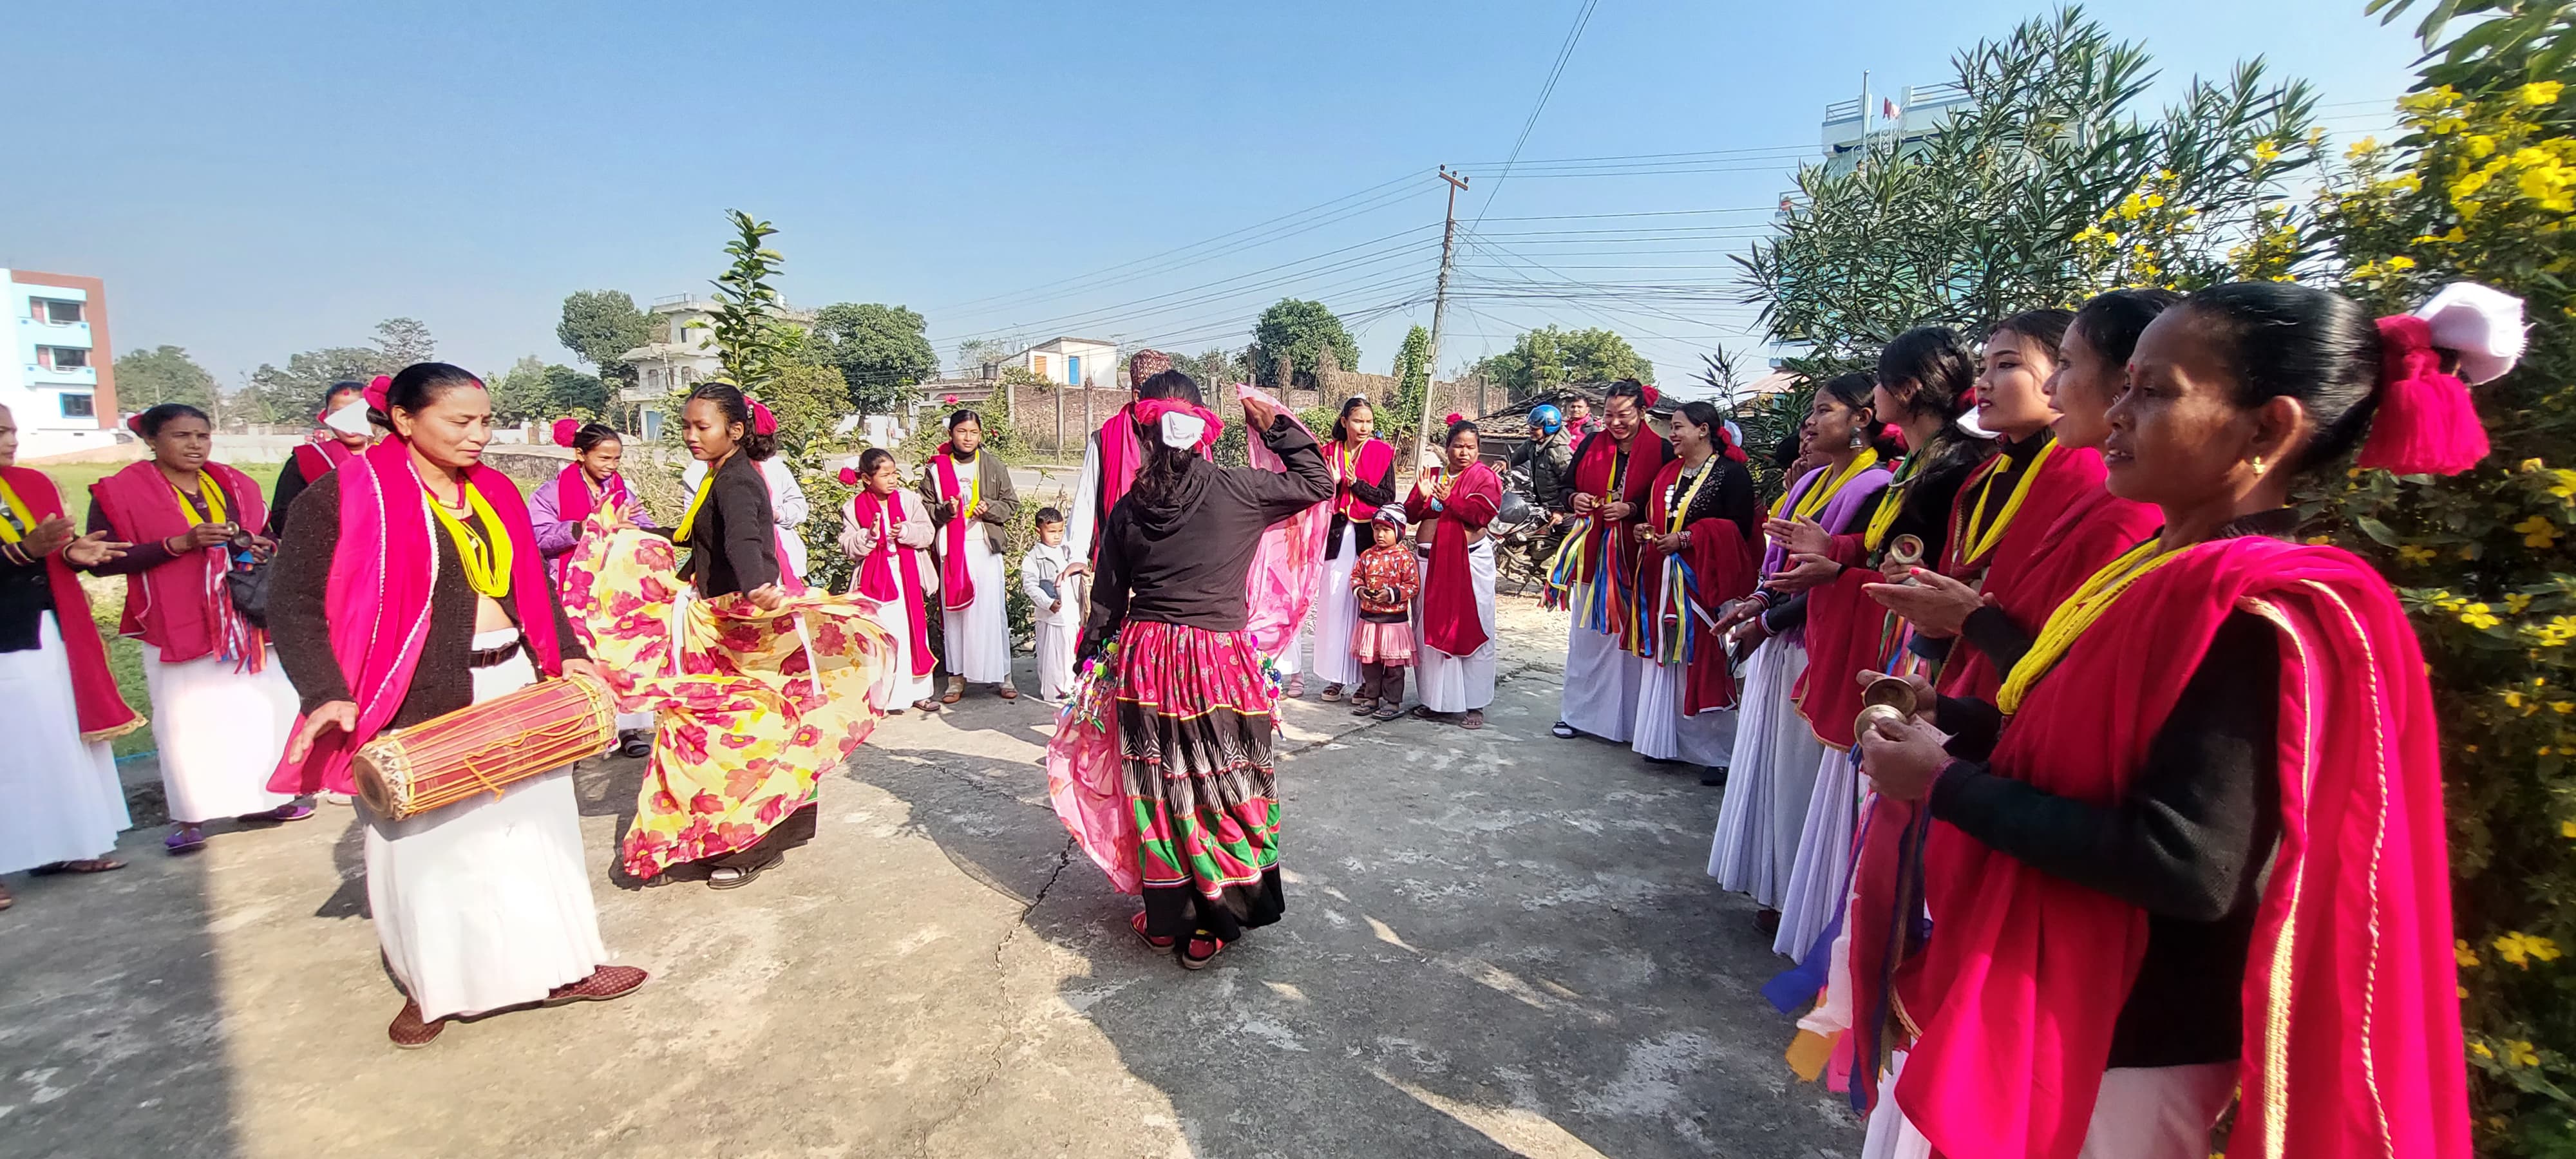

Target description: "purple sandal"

left=165, top=825, right=207, bottom=854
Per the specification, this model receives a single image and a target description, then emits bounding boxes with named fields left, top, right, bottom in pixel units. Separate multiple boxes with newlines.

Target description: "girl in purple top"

left=529, top=420, right=659, bottom=757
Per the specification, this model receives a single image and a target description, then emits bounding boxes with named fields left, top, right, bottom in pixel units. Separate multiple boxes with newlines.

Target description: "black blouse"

left=679, top=451, right=778, bottom=598
left=1083, top=417, right=1332, bottom=644
left=0, top=498, right=50, bottom=653
left=269, top=480, right=587, bottom=727
left=1927, top=509, right=2297, bottom=1068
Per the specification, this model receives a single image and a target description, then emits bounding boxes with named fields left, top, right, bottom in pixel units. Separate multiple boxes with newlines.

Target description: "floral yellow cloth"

left=562, top=526, right=893, bottom=880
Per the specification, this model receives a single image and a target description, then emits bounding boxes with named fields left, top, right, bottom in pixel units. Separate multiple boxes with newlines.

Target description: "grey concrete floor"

left=0, top=598, right=1862, bottom=1159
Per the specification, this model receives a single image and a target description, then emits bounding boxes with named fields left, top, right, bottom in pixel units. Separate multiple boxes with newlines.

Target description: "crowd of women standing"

left=1672, top=278, right=2502, bottom=1158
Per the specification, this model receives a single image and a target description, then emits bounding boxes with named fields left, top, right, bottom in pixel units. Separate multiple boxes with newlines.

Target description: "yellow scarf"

left=1951, top=440, right=2059, bottom=571
left=173, top=471, right=227, bottom=527
left=675, top=461, right=721, bottom=542
left=1790, top=449, right=1879, bottom=524
left=1862, top=454, right=1918, bottom=552
left=1665, top=459, right=1718, bottom=535
left=427, top=485, right=514, bottom=599
left=1995, top=538, right=2188, bottom=713
left=0, top=476, right=34, bottom=545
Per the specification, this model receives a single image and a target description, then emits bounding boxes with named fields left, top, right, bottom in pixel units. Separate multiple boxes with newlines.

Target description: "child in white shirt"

left=1019, top=507, right=1083, bottom=701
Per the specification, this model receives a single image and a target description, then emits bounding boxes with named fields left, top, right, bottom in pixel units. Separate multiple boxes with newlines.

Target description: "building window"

left=59, top=393, right=95, bottom=419
left=37, top=299, right=83, bottom=325
left=36, top=346, right=88, bottom=370
left=1032, top=354, right=1051, bottom=379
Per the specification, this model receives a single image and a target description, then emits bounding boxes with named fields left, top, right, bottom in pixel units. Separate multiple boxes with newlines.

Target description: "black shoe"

left=1754, top=908, right=1782, bottom=936
left=1700, top=766, right=1728, bottom=787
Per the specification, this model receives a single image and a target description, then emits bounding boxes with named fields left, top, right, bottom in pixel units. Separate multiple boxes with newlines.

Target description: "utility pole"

left=1412, top=165, right=1470, bottom=475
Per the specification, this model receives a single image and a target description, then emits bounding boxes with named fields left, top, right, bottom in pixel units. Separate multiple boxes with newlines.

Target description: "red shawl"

left=1331, top=437, right=1397, bottom=521
left=1933, top=444, right=2148, bottom=701
left=293, top=440, right=359, bottom=484
left=268, top=438, right=564, bottom=796
left=929, top=446, right=980, bottom=611
left=1795, top=566, right=1891, bottom=749
left=2, top=466, right=142, bottom=740
left=1895, top=538, right=2468, bottom=1159
left=90, top=459, right=267, bottom=665
left=1406, top=461, right=1501, bottom=655
left=849, top=488, right=934, bottom=678
left=550, top=461, right=630, bottom=529
left=1634, top=457, right=1759, bottom=715
left=1565, top=428, right=1670, bottom=590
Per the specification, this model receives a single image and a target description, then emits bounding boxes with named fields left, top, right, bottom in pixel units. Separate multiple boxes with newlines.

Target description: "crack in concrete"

left=912, top=835, right=1077, bottom=1157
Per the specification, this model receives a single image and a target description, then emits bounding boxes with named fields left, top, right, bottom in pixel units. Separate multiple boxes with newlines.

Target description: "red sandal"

left=1180, top=931, right=1227, bottom=970
left=1130, top=911, right=1175, bottom=951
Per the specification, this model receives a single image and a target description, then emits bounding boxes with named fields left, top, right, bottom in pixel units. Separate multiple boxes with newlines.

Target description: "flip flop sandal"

left=913, top=698, right=945, bottom=713
left=1410, top=705, right=1438, bottom=721
left=165, top=826, right=207, bottom=855
left=1371, top=704, right=1405, bottom=722
left=708, top=852, right=785, bottom=890
left=1320, top=684, right=1345, bottom=702
left=1129, top=911, right=1175, bottom=952
left=998, top=686, right=1020, bottom=701
left=1551, top=721, right=1578, bottom=739
left=1461, top=710, right=1486, bottom=731
left=30, top=858, right=124, bottom=876
left=1348, top=699, right=1378, bottom=715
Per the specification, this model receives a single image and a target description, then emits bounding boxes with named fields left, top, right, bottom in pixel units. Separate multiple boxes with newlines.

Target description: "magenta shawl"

left=267, top=439, right=565, bottom=796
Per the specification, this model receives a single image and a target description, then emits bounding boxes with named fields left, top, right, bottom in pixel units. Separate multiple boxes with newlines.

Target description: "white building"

left=1002, top=337, right=1117, bottom=389
left=1, top=270, right=122, bottom=460
left=618, top=294, right=820, bottom=440
left=1819, top=80, right=1973, bottom=176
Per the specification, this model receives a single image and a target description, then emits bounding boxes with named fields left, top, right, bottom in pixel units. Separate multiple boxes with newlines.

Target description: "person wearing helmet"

left=1507, top=405, right=1576, bottom=516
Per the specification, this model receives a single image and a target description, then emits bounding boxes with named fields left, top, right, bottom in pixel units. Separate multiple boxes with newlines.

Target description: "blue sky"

left=4, top=0, right=2429, bottom=392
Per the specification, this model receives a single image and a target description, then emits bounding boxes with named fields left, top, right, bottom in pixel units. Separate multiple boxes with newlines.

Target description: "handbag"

left=225, top=542, right=273, bottom=628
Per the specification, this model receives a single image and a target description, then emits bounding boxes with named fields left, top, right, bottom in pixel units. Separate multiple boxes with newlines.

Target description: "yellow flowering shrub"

left=2306, top=5, right=2576, bottom=1152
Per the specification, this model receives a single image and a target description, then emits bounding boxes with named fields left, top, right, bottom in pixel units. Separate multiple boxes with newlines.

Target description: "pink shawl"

left=268, top=439, right=564, bottom=796
left=1895, top=537, right=2468, bottom=1159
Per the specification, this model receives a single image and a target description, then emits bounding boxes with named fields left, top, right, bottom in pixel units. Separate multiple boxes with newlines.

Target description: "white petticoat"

left=142, top=643, right=297, bottom=822
left=363, top=630, right=609, bottom=1020
left=0, top=613, right=131, bottom=874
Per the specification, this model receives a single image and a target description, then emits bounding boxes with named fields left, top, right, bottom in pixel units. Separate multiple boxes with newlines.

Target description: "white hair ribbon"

left=1160, top=411, right=1208, bottom=449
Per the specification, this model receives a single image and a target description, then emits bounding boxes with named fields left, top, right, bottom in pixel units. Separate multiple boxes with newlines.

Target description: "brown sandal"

left=912, top=697, right=944, bottom=713
left=998, top=686, right=1020, bottom=701
left=30, top=858, right=125, bottom=876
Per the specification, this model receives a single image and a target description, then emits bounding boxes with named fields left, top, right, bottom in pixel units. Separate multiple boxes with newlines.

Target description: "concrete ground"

left=1, top=597, right=1862, bottom=1159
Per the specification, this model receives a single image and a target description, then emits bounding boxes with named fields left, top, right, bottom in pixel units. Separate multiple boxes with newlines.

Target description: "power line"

left=1468, top=0, right=1600, bottom=229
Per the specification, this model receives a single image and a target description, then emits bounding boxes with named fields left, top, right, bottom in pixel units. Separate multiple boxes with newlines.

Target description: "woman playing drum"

left=268, top=363, right=643, bottom=1048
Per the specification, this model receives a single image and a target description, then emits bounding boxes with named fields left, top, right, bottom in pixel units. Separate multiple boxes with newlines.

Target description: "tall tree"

left=556, top=290, right=655, bottom=386
left=1250, top=299, right=1359, bottom=390
left=372, top=317, right=436, bottom=367
left=244, top=346, right=386, bottom=424
left=1166, top=347, right=1251, bottom=390
left=1476, top=326, right=1654, bottom=400
left=813, top=302, right=937, bottom=417
left=1737, top=8, right=2318, bottom=377
left=1387, top=325, right=1432, bottom=439
left=954, top=335, right=1028, bottom=372
left=113, top=345, right=217, bottom=411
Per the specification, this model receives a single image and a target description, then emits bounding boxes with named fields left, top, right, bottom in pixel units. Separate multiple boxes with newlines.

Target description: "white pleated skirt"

left=1632, top=659, right=1737, bottom=765
left=1415, top=540, right=1497, bottom=713
left=1308, top=523, right=1364, bottom=686
left=1773, top=744, right=1859, bottom=961
left=142, top=643, right=298, bottom=823
left=0, top=613, right=131, bottom=874
left=1558, top=596, right=1643, bottom=741
left=1033, top=620, right=1078, bottom=701
left=363, top=630, right=609, bottom=1020
left=941, top=532, right=1011, bottom=684
left=1707, top=638, right=1829, bottom=907
left=866, top=594, right=937, bottom=707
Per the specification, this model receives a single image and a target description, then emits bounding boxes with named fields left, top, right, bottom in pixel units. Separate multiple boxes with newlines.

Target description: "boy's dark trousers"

left=1357, top=660, right=1406, bottom=706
